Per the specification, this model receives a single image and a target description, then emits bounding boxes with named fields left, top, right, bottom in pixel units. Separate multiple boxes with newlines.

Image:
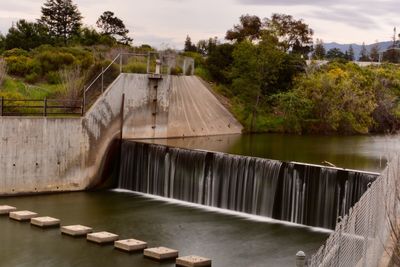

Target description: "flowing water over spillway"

left=118, top=141, right=378, bottom=229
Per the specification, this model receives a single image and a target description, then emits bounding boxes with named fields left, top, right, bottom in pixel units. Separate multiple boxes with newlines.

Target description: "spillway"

left=118, top=141, right=378, bottom=229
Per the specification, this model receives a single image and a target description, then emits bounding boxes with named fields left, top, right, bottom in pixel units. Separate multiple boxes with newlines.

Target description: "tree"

left=326, top=48, right=347, bottom=61
left=197, top=37, right=218, bottom=56
left=0, top=34, right=5, bottom=53
left=206, top=43, right=234, bottom=84
left=39, top=0, right=82, bottom=45
left=369, top=42, right=380, bottom=62
left=226, top=14, right=262, bottom=42
left=72, top=27, right=115, bottom=46
left=184, top=35, right=197, bottom=52
left=359, top=42, right=370, bottom=61
left=230, top=37, right=305, bottom=131
left=264, top=13, right=314, bottom=55
left=313, top=39, right=326, bottom=60
left=5, top=20, right=51, bottom=50
left=96, top=11, right=132, bottom=45
left=347, top=45, right=355, bottom=61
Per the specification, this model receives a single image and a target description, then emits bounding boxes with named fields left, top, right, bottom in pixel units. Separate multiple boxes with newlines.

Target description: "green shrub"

left=46, top=71, right=61, bottom=84
left=3, top=48, right=29, bottom=58
left=5, top=56, right=31, bottom=76
left=170, top=66, right=182, bottom=75
left=123, top=62, right=147, bottom=74
left=36, top=51, right=75, bottom=72
left=25, top=72, right=40, bottom=84
left=194, top=67, right=212, bottom=81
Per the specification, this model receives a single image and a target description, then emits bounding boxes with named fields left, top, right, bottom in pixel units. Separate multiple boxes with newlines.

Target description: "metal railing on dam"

left=308, top=156, right=399, bottom=266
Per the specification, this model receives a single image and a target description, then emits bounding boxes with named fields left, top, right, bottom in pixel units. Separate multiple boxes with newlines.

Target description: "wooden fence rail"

left=0, top=98, right=84, bottom=117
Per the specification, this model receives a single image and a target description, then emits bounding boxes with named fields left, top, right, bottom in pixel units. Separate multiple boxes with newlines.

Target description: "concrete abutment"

left=0, top=74, right=242, bottom=196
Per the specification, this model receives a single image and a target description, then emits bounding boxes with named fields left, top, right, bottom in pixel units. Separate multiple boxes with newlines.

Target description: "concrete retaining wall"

left=0, top=73, right=242, bottom=195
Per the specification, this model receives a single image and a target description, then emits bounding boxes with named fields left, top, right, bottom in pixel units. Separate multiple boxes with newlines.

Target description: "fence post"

left=147, top=51, right=151, bottom=73
left=119, top=54, right=123, bottom=73
left=0, top=97, right=3, bottom=116
left=44, top=98, right=47, bottom=117
left=296, top=251, right=306, bottom=267
left=101, top=67, right=104, bottom=93
left=83, top=86, right=86, bottom=114
left=81, top=98, right=84, bottom=116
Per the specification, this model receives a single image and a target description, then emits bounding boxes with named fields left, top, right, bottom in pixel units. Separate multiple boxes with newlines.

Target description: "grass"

left=0, top=76, right=63, bottom=99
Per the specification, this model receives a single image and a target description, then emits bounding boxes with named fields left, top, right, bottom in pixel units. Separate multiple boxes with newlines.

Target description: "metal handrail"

left=82, top=52, right=165, bottom=113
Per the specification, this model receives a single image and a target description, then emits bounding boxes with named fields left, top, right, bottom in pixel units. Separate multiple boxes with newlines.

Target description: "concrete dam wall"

left=0, top=74, right=242, bottom=195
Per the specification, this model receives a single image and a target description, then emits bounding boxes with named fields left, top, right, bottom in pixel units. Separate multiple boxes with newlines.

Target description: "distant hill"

left=323, top=41, right=394, bottom=60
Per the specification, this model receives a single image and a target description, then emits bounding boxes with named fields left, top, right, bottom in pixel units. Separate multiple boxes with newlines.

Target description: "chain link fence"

left=308, top=156, right=399, bottom=266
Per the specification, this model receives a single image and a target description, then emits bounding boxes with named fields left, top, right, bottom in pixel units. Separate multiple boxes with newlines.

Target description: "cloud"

left=306, top=7, right=378, bottom=29
left=235, top=0, right=398, bottom=35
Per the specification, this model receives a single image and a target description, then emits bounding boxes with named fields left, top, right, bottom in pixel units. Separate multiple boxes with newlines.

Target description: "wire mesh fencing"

left=308, top=156, right=399, bottom=267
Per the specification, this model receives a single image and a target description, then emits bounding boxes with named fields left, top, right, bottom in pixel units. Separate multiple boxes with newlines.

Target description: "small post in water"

left=296, top=251, right=306, bottom=267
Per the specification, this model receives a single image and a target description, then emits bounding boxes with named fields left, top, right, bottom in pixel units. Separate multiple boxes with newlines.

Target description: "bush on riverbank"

left=276, top=63, right=400, bottom=134
left=199, top=58, right=400, bottom=134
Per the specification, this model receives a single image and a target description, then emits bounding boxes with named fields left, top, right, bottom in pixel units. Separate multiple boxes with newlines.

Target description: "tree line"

left=0, top=0, right=132, bottom=52
left=313, top=40, right=381, bottom=62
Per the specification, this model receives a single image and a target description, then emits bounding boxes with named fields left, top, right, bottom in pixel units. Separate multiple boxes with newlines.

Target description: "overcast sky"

left=0, top=0, right=398, bottom=48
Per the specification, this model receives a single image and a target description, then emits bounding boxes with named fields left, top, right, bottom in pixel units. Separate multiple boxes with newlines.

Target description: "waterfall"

left=118, top=141, right=378, bottom=229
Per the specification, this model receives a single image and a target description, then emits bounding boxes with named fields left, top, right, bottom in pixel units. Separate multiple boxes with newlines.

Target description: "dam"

left=0, top=55, right=396, bottom=266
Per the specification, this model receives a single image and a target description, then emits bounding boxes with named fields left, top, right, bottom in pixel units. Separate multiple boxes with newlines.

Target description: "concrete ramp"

left=122, top=75, right=242, bottom=139
left=166, top=76, right=242, bottom=137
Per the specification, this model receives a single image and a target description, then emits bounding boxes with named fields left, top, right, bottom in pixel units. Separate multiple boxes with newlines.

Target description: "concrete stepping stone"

left=61, top=225, right=93, bottom=236
left=31, top=216, right=60, bottom=228
left=176, top=255, right=212, bottom=267
left=0, top=205, right=17, bottom=215
left=114, top=239, right=147, bottom=252
left=9, top=210, right=38, bottom=221
left=87, top=231, right=119, bottom=244
left=144, top=247, right=179, bottom=261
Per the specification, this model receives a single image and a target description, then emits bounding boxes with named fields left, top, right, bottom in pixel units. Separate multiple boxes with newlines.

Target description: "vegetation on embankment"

left=184, top=14, right=400, bottom=135
left=0, top=0, right=152, bottom=102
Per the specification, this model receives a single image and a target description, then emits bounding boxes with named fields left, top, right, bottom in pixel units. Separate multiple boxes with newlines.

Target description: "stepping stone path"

left=61, top=225, right=93, bottom=236
left=87, top=231, right=119, bottom=244
left=31, top=216, right=60, bottom=228
left=176, top=255, right=212, bottom=267
left=2, top=205, right=212, bottom=266
left=0, top=205, right=17, bottom=215
left=114, top=239, right=147, bottom=252
left=144, top=247, right=179, bottom=261
left=9, top=210, right=38, bottom=221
